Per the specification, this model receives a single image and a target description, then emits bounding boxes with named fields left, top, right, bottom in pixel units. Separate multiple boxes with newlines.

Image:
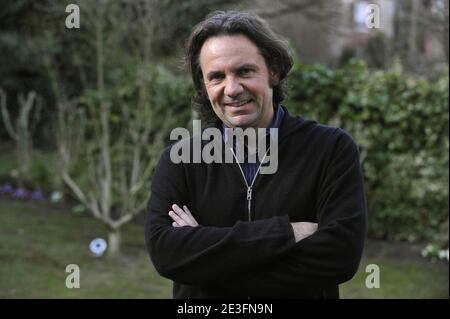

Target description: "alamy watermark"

left=63, top=3, right=380, bottom=31
left=65, top=4, right=80, bottom=29
left=170, top=120, right=279, bottom=174
left=65, top=264, right=80, bottom=289
left=365, top=263, right=380, bottom=289
left=365, top=4, right=380, bottom=29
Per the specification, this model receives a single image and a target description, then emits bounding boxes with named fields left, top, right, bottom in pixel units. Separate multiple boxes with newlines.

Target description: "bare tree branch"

left=0, top=89, right=18, bottom=140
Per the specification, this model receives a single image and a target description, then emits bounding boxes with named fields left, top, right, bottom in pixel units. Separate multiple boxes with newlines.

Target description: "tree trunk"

left=408, top=0, right=419, bottom=72
left=107, top=230, right=121, bottom=256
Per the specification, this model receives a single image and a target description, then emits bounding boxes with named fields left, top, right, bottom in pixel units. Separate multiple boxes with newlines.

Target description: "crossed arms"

left=169, top=203, right=317, bottom=242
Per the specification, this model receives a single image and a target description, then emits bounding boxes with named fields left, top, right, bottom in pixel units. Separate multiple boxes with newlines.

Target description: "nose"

left=224, top=76, right=244, bottom=98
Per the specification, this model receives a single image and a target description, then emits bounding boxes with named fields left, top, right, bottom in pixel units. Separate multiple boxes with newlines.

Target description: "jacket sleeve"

left=144, top=144, right=296, bottom=286
left=215, top=129, right=368, bottom=297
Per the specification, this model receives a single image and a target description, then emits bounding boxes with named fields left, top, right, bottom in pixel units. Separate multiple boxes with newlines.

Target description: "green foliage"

left=109, top=62, right=193, bottom=135
left=287, top=59, right=449, bottom=243
left=28, top=152, right=54, bottom=191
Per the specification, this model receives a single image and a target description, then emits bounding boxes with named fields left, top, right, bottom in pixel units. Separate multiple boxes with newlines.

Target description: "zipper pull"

left=247, top=187, right=252, bottom=222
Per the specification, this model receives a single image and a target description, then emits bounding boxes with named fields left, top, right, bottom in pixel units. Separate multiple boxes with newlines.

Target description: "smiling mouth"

left=224, top=99, right=252, bottom=107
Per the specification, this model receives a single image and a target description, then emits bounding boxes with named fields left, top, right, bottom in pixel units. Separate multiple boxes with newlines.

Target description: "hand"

left=169, top=204, right=199, bottom=227
left=291, top=222, right=318, bottom=243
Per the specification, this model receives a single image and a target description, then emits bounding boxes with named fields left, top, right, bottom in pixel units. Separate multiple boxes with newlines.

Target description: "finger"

left=172, top=221, right=182, bottom=227
left=172, top=204, right=195, bottom=226
left=182, top=205, right=199, bottom=226
left=169, top=210, right=188, bottom=226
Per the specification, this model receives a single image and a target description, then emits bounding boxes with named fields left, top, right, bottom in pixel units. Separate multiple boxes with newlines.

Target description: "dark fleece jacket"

left=145, top=105, right=367, bottom=299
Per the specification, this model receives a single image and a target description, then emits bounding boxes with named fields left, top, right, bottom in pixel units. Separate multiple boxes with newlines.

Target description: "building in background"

left=249, top=0, right=448, bottom=73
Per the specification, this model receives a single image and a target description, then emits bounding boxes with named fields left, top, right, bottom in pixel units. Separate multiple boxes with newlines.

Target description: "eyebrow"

left=236, top=63, right=259, bottom=71
left=205, top=63, right=259, bottom=80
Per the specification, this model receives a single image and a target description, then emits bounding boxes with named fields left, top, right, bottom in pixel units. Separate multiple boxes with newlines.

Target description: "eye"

left=238, top=68, right=252, bottom=76
left=208, top=72, right=224, bottom=82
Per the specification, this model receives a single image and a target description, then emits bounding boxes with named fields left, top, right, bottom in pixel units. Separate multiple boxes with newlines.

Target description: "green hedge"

left=287, top=59, right=449, bottom=243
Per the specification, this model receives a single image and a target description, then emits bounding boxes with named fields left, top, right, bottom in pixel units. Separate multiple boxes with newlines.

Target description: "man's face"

left=199, top=34, right=276, bottom=129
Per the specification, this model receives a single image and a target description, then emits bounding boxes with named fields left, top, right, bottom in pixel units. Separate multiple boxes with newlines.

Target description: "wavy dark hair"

left=185, top=10, right=293, bottom=124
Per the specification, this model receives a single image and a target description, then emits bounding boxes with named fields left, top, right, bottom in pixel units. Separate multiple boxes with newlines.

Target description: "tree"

left=394, top=0, right=449, bottom=74
left=0, top=88, right=41, bottom=184
left=55, top=0, right=191, bottom=255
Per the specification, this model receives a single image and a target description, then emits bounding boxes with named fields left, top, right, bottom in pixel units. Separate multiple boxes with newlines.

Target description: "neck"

left=245, top=105, right=275, bottom=130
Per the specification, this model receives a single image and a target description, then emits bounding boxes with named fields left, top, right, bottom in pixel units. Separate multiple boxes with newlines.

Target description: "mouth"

left=224, top=99, right=252, bottom=108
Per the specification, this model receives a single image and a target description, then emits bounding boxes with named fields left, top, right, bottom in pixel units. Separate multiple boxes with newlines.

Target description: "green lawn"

left=340, top=244, right=449, bottom=298
left=0, top=200, right=172, bottom=298
left=0, top=199, right=448, bottom=298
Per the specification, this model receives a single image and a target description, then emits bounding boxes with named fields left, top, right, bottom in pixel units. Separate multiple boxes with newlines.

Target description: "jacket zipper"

left=230, top=147, right=270, bottom=300
left=230, top=147, right=270, bottom=222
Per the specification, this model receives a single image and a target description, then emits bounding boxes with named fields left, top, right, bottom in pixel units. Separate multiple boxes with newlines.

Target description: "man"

left=145, top=10, right=367, bottom=299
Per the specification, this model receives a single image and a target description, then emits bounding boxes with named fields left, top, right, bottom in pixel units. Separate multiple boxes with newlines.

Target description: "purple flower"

left=31, top=191, right=45, bottom=201
left=12, top=188, right=28, bottom=199
left=0, top=184, right=14, bottom=195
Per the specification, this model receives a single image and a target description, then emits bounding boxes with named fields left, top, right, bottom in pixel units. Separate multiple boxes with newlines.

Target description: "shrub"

left=287, top=59, right=449, bottom=242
